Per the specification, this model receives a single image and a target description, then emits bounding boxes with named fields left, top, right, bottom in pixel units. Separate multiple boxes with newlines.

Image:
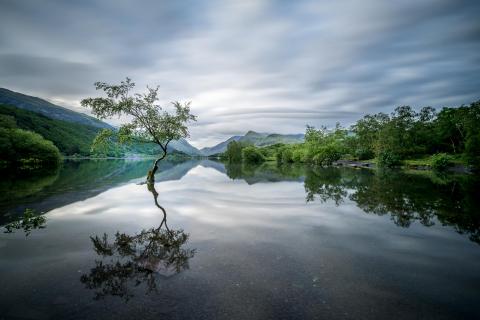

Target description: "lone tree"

left=81, top=78, right=196, bottom=183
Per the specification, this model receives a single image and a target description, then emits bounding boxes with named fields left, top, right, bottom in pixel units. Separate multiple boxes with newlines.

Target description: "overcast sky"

left=1, top=0, right=479, bottom=148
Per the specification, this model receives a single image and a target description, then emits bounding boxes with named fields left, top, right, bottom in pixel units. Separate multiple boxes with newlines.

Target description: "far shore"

left=61, top=155, right=473, bottom=174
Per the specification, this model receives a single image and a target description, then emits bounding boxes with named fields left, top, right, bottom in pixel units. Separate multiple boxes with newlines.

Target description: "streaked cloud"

left=1, top=0, right=479, bottom=147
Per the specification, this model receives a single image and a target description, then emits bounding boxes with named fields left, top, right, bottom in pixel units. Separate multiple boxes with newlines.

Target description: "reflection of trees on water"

left=304, top=167, right=348, bottom=205
left=224, top=161, right=480, bottom=244
left=0, top=159, right=194, bottom=219
left=81, top=183, right=195, bottom=301
left=2, top=208, right=46, bottom=236
left=303, top=167, right=480, bottom=244
left=225, top=162, right=304, bottom=184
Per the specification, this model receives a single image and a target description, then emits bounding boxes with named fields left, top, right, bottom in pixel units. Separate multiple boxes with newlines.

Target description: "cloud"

left=0, top=0, right=479, bottom=148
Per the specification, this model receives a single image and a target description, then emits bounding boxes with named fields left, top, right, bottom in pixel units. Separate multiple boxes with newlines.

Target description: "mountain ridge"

left=200, top=131, right=304, bottom=156
left=0, top=87, right=113, bottom=129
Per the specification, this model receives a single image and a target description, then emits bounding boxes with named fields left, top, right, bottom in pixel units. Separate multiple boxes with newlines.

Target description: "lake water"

left=0, top=159, right=479, bottom=320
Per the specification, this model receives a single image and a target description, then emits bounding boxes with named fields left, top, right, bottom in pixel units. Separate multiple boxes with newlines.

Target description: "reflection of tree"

left=349, top=170, right=480, bottom=241
left=304, top=167, right=348, bottom=205
left=81, top=183, right=195, bottom=301
left=225, top=162, right=479, bottom=243
left=2, top=208, right=46, bottom=236
left=0, top=167, right=59, bottom=209
left=225, top=162, right=304, bottom=184
left=350, top=170, right=437, bottom=227
left=301, top=166, right=480, bottom=244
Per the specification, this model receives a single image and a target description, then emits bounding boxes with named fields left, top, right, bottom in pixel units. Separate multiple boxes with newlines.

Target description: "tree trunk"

left=147, top=150, right=167, bottom=183
left=450, top=137, right=456, bottom=154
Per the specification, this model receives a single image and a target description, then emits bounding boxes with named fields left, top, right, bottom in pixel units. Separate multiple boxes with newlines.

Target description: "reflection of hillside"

left=198, top=159, right=227, bottom=174
left=0, top=159, right=200, bottom=221
left=0, top=168, right=60, bottom=204
left=224, top=162, right=304, bottom=184
left=153, top=159, right=202, bottom=182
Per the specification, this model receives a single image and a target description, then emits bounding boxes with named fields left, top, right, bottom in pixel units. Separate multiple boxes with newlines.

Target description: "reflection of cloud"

left=1, top=0, right=479, bottom=147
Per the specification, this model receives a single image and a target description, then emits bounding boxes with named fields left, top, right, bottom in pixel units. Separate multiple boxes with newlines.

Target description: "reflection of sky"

left=0, top=164, right=479, bottom=318
left=37, top=163, right=480, bottom=259
left=1, top=1, right=479, bottom=148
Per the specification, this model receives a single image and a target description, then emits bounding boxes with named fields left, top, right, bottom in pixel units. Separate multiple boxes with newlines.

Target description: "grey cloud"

left=0, top=0, right=479, bottom=147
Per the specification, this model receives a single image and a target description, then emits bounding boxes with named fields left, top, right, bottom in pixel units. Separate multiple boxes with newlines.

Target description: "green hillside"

left=0, top=104, right=100, bottom=155
left=0, top=88, right=112, bottom=129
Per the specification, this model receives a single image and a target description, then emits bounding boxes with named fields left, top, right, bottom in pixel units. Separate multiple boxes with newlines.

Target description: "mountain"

left=256, top=133, right=305, bottom=146
left=200, top=131, right=304, bottom=156
left=0, top=88, right=203, bottom=156
left=0, top=88, right=112, bottom=129
left=200, top=135, right=242, bottom=156
left=168, top=138, right=202, bottom=156
left=240, top=130, right=305, bottom=146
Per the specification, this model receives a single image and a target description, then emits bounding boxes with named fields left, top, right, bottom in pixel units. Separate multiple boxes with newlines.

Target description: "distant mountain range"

left=168, top=139, right=203, bottom=156
left=200, top=130, right=304, bottom=156
left=0, top=87, right=304, bottom=156
left=200, top=135, right=242, bottom=156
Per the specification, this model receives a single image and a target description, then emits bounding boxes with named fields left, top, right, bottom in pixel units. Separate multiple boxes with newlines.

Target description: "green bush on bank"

left=242, top=146, right=265, bottom=164
left=311, top=144, right=342, bottom=166
left=224, top=141, right=265, bottom=164
left=465, top=132, right=480, bottom=169
left=430, top=153, right=453, bottom=171
left=0, top=127, right=61, bottom=170
left=377, top=150, right=401, bottom=168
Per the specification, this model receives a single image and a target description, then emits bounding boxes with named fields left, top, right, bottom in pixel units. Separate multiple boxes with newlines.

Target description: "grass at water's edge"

left=269, top=154, right=473, bottom=174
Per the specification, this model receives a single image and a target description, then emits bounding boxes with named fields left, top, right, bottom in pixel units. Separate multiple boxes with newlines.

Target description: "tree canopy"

left=0, top=114, right=61, bottom=170
left=81, top=78, right=196, bottom=180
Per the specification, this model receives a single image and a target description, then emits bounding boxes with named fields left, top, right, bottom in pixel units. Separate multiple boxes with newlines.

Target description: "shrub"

left=355, top=148, right=375, bottom=160
left=225, top=140, right=248, bottom=163
left=311, top=144, right=342, bottom=166
left=0, top=128, right=61, bottom=170
left=377, top=150, right=401, bottom=168
left=242, top=146, right=265, bottom=164
left=323, top=144, right=342, bottom=165
left=276, top=149, right=283, bottom=163
left=278, top=147, right=293, bottom=163
left=465, top=133, right=480, bottom=169
left=430, top=153, right=452, bottom=171
left=292, top=148, right=306, bottom=162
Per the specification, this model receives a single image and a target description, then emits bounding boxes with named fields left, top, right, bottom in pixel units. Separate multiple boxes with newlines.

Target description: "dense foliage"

left=276, top=124, right=347, bottom=166
left=223, top=140, right=265, bottom=164
left=273, top=101, right=480, bottom=169
left=430, top=153, right=453, bottom=171
left=81, top=78, right=196, bottom=182
left=242, top=146, right=265, bottom=164
left=0, top=114, right=61, bottom=170
left=0, top=104, right=99, bottom=155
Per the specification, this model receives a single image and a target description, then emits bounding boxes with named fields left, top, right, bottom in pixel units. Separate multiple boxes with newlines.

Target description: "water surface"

left=1, top=160, right=479, bottom=319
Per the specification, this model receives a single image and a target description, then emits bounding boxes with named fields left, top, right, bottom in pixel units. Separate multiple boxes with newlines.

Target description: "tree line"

left=225, top=100, right=480, bottom=170
left=0, top=113, right=61, bottom=171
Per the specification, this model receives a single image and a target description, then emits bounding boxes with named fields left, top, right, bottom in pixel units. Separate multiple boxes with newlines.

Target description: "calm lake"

left=0, top=159, right=479, bottom=320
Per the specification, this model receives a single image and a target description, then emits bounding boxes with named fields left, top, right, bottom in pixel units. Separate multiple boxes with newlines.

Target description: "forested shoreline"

left=0, top=112, right=61, bottom=170
left=223, top=101, right=480, bottom=171
left=2, top=99, right=479, bottom=173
